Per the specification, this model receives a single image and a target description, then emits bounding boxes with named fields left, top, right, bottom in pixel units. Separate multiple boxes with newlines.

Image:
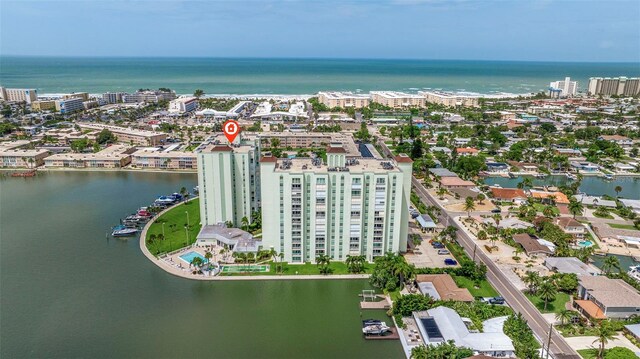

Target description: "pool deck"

left=139, top=200, right=370, bottom=281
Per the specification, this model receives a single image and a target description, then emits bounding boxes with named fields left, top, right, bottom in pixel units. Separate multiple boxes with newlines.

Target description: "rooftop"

left=439, top=177, right=475, bottom=187
left=490, top=187, right=526, bottom=199
left=544, top=257, right=601, bottom=276
left=578, top=276, right=640, bottom=308
left=415, top=274, right=474, bottom=302
left=513, top=233, right=554, bottom=255
left=269, top=157, right=403, bottom=174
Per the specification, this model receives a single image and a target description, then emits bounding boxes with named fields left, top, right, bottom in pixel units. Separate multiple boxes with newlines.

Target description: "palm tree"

left=614, top=185, right=622, bottom=198
left=543, top=205, right=556, bottom=218
left=241, top=216, right=249, bottom=232
left=190, top=256, right=204, bottom=270
left=346, top=255, right=366, bottom=273
left=493, top=213, right=502, bottom=227
left=538, top=279, right=558, bottom=311
left=316, top=254, right=331, bottom=275
left=463, top=197, right=476, bottom=217
left=568, top=200, right=584, bottom=219
left=476, top=193, right=486, bottom=205
left=513, top=246, right=524, bottom=259
left=602, top=255, right=621, bottom=274
left=477, top=230, right=487, bottom=241
left=592, top=321, right=616, bottom=359
left=204, top=251, right=213, bottom=264
left=247, top=252, right=255, bottom=271
left=523, top=271, right=541, bottom=294
left=555, top=309, right=575, bottom=326
left=179, top=187, right=188, bottom=201
left=278, top=252, right=284, bottom=274
left=436, top=187, right=448, bottom=200
left=194, top=89, right=204, bottom=98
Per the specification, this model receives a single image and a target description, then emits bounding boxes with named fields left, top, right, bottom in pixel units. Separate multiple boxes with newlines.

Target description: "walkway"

left=564, top=335, right=639, bottom=353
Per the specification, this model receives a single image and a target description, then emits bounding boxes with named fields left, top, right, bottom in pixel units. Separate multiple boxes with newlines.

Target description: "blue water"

left=1, top=56, right=638, bottom=95
left=179, top=251, right=207, bottom=264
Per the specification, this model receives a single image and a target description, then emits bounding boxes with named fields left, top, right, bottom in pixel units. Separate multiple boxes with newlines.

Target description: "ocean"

left=1, top=56, right=638, bottom=95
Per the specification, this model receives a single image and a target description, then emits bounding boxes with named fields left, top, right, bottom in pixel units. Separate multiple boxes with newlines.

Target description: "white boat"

left=112, top=227, right=138, bottom=237
left=628, top=265, right=640, bottom=282
left=362, top=320, right=390, bottom=335
left=566, top=173, right=577, bottom=180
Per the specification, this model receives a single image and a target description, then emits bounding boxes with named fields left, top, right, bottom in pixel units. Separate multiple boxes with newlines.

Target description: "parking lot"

left=405, top=233, right=461, bottom=269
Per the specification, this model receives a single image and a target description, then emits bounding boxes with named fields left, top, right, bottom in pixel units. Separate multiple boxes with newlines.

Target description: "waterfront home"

left=513, top=233, right=554, bottom=256
left=530, top=190, right=570, bottom=205
left=553, top=217, right=586, bottom=239
left=613, top=162, right=636, bottom=173
left=570, top=161, right=599, bottom=173
left=544, top=257, right=601, bottom=276
left=195, top=224, right=259, bottom=253
left=485, top=162, right=509, bottom=173
left=574, top=194, right=617, bottom=208
left=0, top=148, right=50, bottom=168
left=620, top=199, right=640, bottom=215
left=429, top=168, right=458, bottom=178
left=430, top=147, right=453, bottom=155
left=415, top=274, right=474, bottom=302
left=455, top=147, right=479, bottom=156
left=574, top=276, right=640, bottom=319
left=598, top=135, right=633, bottom=147
left=413, top=307, right=515, bottom=357
left=439, top=177, right=476, bottom=189
left=44, top=145, right=134, bottom=169
left=624, top=324, right=640, bottom=342
left=490, top=187, right=526, bottom=204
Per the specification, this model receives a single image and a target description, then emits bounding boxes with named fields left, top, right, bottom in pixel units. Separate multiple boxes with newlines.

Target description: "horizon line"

left=1, top=54, right=639, bottom=64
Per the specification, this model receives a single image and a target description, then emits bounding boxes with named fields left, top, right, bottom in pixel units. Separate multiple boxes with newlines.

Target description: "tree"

left=523, top=271, right=541, bottom=294
left=194, top=89, right=204, bottom=98
left=436, top=187, right=448, bottom=200
left=315, top=254, right=332, bottom=275
left=592, top=321, right=616, bottom=359
left=463, top=197, right=476, bottom=217
left=555, top=309, right=576, bottom=325
left=204, top=251, right=213, bottom=264
left=604, top=347, right=637, bottom=359
left=190, top=256, right=204, bottom=269
left=477, top=230, right=487, bottom=241
left=354, top=121, right=371, bottom=142
left=345, top=255, right=366, bottom=274
left=602, top=255, right=621, bottom=274
left=241, top=216, right=249, bottom=232
left=410, top=340, right=473, bottom=359
left=476, top=193, right=486, bottom=204
left=568, top=200, right=584, bottom=219
left=614, top=185, right=622, bottom=198
left=180, top=187, right=188, bottom=201
left=96, top=129, right=117, bottom=144
left=543, top=205, right=556, bottom=218
left=370, top=253, right=415, bottom=291
left=538, top=279, right=557, bottom=311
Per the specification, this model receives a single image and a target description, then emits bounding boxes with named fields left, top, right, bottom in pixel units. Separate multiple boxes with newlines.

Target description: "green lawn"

left=221, top=260, right=373, bottom=276
left=577, top=349, right=597, bottom=359
left=453, top=275, right=499, bottom=297
left=525, top=292, right=570, bottom=314
left=532, top=203, right=560, bottom=215
left=145, top=199, right=201, bottom=255
left=608, top=223, right=638, bottom=230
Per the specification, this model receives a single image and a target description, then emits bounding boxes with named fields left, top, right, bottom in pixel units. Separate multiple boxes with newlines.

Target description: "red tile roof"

left=455, top=147, right=479, bottom=154
left=490, top=187, right=526, bottom=200
left=395, top=154, right=413, bottom=163
left=260, top=155, right=278, bottom=163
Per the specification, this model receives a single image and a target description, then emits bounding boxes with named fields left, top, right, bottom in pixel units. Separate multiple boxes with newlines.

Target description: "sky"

left=1, top=0, right=639, bottom=62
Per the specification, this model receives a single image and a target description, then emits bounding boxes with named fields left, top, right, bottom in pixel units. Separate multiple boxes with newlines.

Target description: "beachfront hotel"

left=196, top=137, right=261, bottom=228
left=588, top=77, right=640, bottom=96
left=420, top=91, right=480, bottom=108
left=55, top=97, right=85, bottom=114
left=370, top=91, right=425, bottom=108
left=77, top=123, right=167, bottom=146
left=548, top=77, right=578, bottom=98
left=260, top=144, right=413, bottom=263
left=0, top=87, right=38, bottom=104
left=169, top=97, right=198, bottom=113
left=317, top=91, right=371, bottom=109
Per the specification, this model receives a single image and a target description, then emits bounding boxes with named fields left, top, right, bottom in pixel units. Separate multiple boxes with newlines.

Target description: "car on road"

left=444, top=258, right=457, bottom=266
left=491, top=208, right=501, bottom=213
left=437, top=249, right=450, bottom=255
left=432, top=242, right=445, bottom=249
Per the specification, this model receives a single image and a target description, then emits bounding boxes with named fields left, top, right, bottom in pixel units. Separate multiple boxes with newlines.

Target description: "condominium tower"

left=0, top=87, right=38, bottom=104
left=549, top=77, right=578, bottom=98
left=196, top=138, right=260, bottom=228
left=588, top=77, right=640, bottom=96
left=260, top=144, right=413, bottom=263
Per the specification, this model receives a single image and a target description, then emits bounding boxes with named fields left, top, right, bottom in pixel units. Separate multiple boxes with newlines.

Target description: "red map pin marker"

left=223, top=120, right=240, bottom=143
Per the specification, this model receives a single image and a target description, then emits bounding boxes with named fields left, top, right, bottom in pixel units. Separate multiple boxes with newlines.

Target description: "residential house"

left=439, top=177, right=476, bottom=189
left=513, top=233, right=554, bottom=256
left=455, top=147, right=479, bottom=156
left=544, top=257, right=601, bottom=276
left=485, top=162, right=509, bottom=173
left=598, top=135, right=633, bottom=147
left=415, top=274, right=474, bottom=302
left=574, top=276, right=640, bottom=319
left=554, top=217, right=586, bottom=239
left=490, top=187, right=526, bottom=204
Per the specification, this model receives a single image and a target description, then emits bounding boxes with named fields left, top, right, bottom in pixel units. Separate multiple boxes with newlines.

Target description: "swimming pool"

left=179, top=251, right=207, bottom=264
left=577, top=240, right=593, bottom=248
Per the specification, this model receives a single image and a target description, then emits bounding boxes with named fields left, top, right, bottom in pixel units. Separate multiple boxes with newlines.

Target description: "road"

left=379, top=141, right=580, bottom=358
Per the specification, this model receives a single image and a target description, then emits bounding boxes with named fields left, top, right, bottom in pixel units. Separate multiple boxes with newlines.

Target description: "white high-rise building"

left=549, top=77, right=578, bottom=98
left=196, top=138, right=260, bottom=228
left=588, top=77, right=640, bottom=96
left=169, top=97, right=198, bottom=113
left=260, top=144, right=413, bottom=263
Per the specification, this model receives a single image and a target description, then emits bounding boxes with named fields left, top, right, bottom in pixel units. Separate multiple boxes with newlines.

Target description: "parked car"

left=491, top=208, right=501, bottom=213
left=432, top=242, right=445, bottom=249
left=489, top=296, right=505, bottom=305
left=437, top=249, right=450, bottom=255
left=444, top=258, right=458, bottom=266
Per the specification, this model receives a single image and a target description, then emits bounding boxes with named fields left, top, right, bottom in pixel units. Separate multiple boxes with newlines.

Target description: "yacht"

left=628, top=265, right=640, bottom=282
left=603, top=174, right=614, bottom=181
left=112, top=225, right=138, bottom=237
left=566, top=173, right=577, bottom=180
left=362, top=319, right=391, bottom=335
left=155, top=195, right=176, bottom=204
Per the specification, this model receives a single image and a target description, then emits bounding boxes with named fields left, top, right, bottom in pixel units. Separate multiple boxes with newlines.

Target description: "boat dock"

left=358, top=291, right=391, bottom=309
left=364, top=327, right=399, bottom=340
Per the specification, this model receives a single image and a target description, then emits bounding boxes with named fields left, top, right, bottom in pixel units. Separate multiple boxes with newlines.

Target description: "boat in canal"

left=362, top=319, right=391, bottom=335
left=628, top=265, right=640, bottom=282
left=111, top=225, right=139, bottom=237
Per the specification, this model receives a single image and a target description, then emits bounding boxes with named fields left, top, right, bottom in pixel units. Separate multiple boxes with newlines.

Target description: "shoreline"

left=138, top=198, right=370, bottom=281
left=0, top=167, right=197, bottom=174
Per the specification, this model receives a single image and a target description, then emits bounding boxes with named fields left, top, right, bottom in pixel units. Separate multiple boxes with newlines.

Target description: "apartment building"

left=197, top=139, right=261, bottom=228
left=588, top=77, right=640, bottom=96
left=55, top=98, right=84, bottom=114
left=317, top=92, right=371, bottom=109
left=0, top=87, right=38, bottom=104
left=256, top=132, right=361, bottom=156
left=549, top=77, right=578, bottom=98
left=122, top=90, right=177, bottom=103
left=44, top=145, right=133, bottom=168
left=131, top=148, right=197, bottom=170
left=169, top=97, right=198, bottom=113
left=31, top=100, right=56, bottom=112
left=370, top=91, right=425, bottom=108
left=63, top=92, right=90, bottom=101
left=102, top=92, right=126, bottom=104
left=260, top=145, right=413, bottom=263
left=77, top=123, right=167, bottom=146
left=0, top=148, right=50, bottom=168
left=420, top=91, right=480, bottom=107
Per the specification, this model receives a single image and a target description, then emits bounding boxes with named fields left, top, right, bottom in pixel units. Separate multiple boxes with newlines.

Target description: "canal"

left=483, top=175, right=640, bottom=200
left=0, top=171, right=403, bottom=358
